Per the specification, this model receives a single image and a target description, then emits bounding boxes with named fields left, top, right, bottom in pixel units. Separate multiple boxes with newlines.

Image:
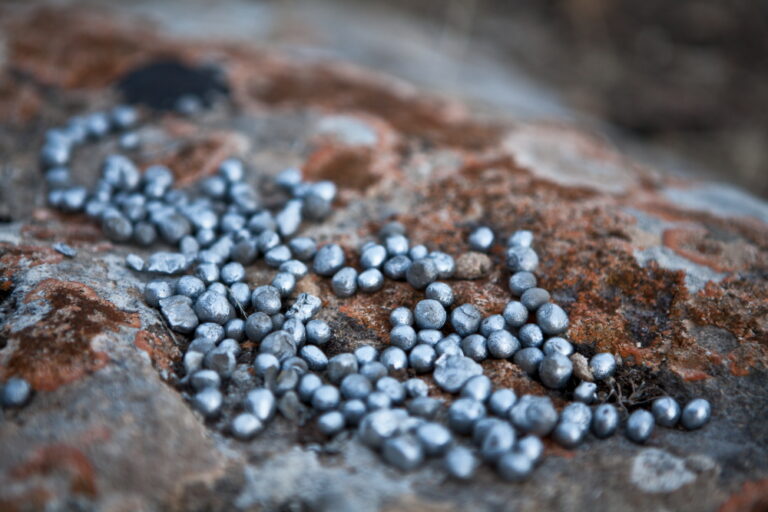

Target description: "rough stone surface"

left=0, top=3, right=767, bottom=511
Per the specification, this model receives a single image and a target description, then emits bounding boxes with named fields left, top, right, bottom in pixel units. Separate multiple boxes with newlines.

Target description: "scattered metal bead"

left=311, top=385, right=340, bottom=411
left=561, top=402, right=592, bottom=431
left=451, top=304, right=482, bottom=336
left=297, top=373, right=323, bottom=403
left=332, top=267, right=358, bottom=297
left=389, top=307, right=414, bottom=327
left=190, top=370, right=221, bottom=391
left=354, top=345, right=378, bottom=365
left=403, top=378, right=429, bottom=398
left=146, top=252, right=189, bottom=275
left=626, top=409, right=655, bottom=443
left=360, top=244, right=387, bottom=269
left=589, top=353, right=617, bottom=380
left=413, top=299, right=447, bottom=330
left=539, top=353, right=573, bottom=389
left=376, top=377, right=406, bottom=404
left=159, top=295, right=199, bottom=334
left=435, top=337, right=463, bottom=357
left=298, top=345, right=327, bottom=372
left=288, top=237, right=317, bottom=261
left=340, top=374, right=373, bottom=400
left=327, top=353, right=359, bottom=384
left=433, top=354, right=482, bottom=393
left=503, top=301, right=528, bottom=329
left=519, top=396, right=558, bottom=436
left=207, top=282, right=228, bottom=296
left=102, top=212, right=133, bottom=242
left=195, top=323, right=225, bottom=344
left=591, top=404, right=619, bottom=438
left=231, top=413, right=263, bottom=440
left=573, top=382, right=598, bottom=404
left=204, top=347, right=236, bottom=378
left=449, top=398, right=487, bottom=434
left=536, top=303, right=569, bottom=336
left=444, top=445, right=478, bottom=480
left=257, top=230, right=281, bottom=253
left=506, top=246, right=539, bottom=273
left=519, top=324, right=544, bottom=348
left=245, top=312, right=272, bottom=342
left=245, top=388, right=277, bottom=422
left=508, top=230, right=533, bottom=248
left=260, top=330, right=297, bottom=362
left=279, top=259, right=308, bottom=278
left=486, top=330, right=519, bottom=359
left=509, top=271, right=537, bottom=296
left=224, top=318, right=245, bottom=341
left=417, top=329, right=441, bottom=346
left=252, top=285, right=282, bottom=315
left=380, top=347, right=408, bottom=372
left=285, top=293, right=322, bottom=322
left=318, top=411, right=346, bottom=436
left=360, top=361, right=388, bottom=382
left=681, top=399, right=711, bottom=430
left=192, top=387, right=223, bottom=418
left=406, top=258, right=438, bottom=290
left=408, top=397, right=442, bottom=419
left=384, top=235, right=409, bottom=256
left=357, top=268, right=384, bottom=292
left=194, top=290, right=234, bottom=324
left=382, top=255, right=411, bottom=280
left=2, top=377, right=32, bottom=408
left=378, top=221, right=406, bottom=240
left=272, top=272, right=297, bottom=298
left=188, top=338, right=215, bottom=355
left=489, top=388, right=517, bottom=417
left=481, top=421, right=516, bottom=462
left=342, top=399, right=367, bottom=426
left=429, top=251, right=456, bottom=278
left=468, top=226, right=495, bottom=252
left=460, top=334, right=487, bottom=362
left=409, top=244, right=428, bottom=260
left=313, top=244, right=346, bottom=276
left=651, top=397, right=681, bottom=428
left=416, top=422, right=452, bottom=456
left=175, top=275, right=204, bottom=299
left=366, top=391, right=392, bottom=410
left=521, top=288, right=550, bottom=312
left=409, top=344, right=437, bottom=373
left=382, top=435, right=424, bottom=471
left=274, top=368, right=300, bottom=395
left=145, top=280, right=173, bottom=308
left=513, top=347, right=544, bottom=377
left=264, top=245, right=292, bottom=268
left=52, top=242, right=77, bottom=258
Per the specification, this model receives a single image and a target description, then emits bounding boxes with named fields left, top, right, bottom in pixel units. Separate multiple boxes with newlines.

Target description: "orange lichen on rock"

left=10, top=444, right=98, bottom=497
left=134, top=329, right=181, bottom=372
left=1, top=279, right=140, bottom=391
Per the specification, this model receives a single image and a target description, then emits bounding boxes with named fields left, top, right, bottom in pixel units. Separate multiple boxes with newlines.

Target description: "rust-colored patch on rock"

left=303, top=145, right=377, bottom=192
left=1, top=279, right=140, bottom=391
left=0, top=244, right=63, bottom=286
left=662, top=227, right=758, bottom=273
left=134, top=328, right=180, bottom=372
left=155, top=132, right=240, bottom=186
left=10, top=444, right=97, bottom=497
left=719, top=479, right=768, bottom=512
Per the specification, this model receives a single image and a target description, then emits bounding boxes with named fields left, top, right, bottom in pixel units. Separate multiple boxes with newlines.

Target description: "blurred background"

left=8, top=0, right=768, bottom=195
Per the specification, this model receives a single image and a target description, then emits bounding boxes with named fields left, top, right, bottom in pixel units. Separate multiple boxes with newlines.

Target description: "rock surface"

left=0, top=3, right=767, bottom=512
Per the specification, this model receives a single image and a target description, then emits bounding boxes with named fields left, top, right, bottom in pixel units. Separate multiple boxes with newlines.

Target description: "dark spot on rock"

left=117, top=58, right=229, bottom=110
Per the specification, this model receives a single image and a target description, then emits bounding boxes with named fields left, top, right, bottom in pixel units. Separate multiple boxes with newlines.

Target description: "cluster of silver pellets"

left=30, top=105, right=713, bottom=482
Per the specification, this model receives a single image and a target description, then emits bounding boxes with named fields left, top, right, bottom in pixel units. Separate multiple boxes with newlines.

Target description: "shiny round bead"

left=382, top=435, right=424, bottom=471
left=539, top=353, right=573, bottom=389
left=380, top=347, right=408, bottom=372
left=409, top=344, right=437, bottom=373
left=479, top=315, right=505, bottom=338
left=435, top=337, right=462, bottom=357
left=340, top=374, right=373, bottom=400
left=195, top=323, right=225, bottom=343
left=444, top=446, right=478, bottom=480
left=366, top=391, right=392, bottom=410
left=451, top=304, right=482, bottom=336
left=376, top=376, right=406, bottom=404
left=536, top=303, right=569, bottom=335
left=553, top=421, right=586, bottom=448
left=331, top=267, right=358, bottom=297
left=468, top=226, right=494, bottom=252
left=191, top=370, right=221, bottom=391
left=2, top=377, right=32, bottom=408
left=542, top=337, right=574, bottom=357
left=207, top=282, right=228, bottom=296
left=591, top=403, right=619, bottom=438
left=360, top=244, right=387, bottom=269
left=497, top=452, right=533, bottom=482
left=408, top=397, right=442, bottom=419
left=298, top=373, right=323, bottom=402
left=188, top=337, right=215, bottom=355
left=573, top=381, right=598, bottom=404
left=414, top=299, right=447, bottom=330
left=508, top=230, right=533, bottom=248
left=251, top=285, right=282, bottom=315
left=357, top=268, right=384, bottom=293
left=389, top=307, right=414, bottom=327
left=681, top=399, right=711, bottom=430
left=416, top=422, right=452, bottom=456
left=519, top=324, right=544, bottom=348
left=195, top=290, right=234, bottom=325
left=503, top=301, right=528, bottom=328
left=279, top=259, right=308, bottom=278
left=509, top=271, right=537, bottom=296
left=590, top=353, right=617, bottom=380
left=472, top=417, right=503, bottom=445
left=257, top=230, right=280, bottom=253
left=220, top=262, right=245, bottom=285
left=225, top=318, right=245, bottom=341
left=516, top=435, right=544, bottom=463
left=287, top=237, right=317, bottom=262
left=133, top=222, right=157, bottom=246
left=306, top=320, right=331, bottom=346
left=487, top=330, right=519, bottom=359
left=318, top=411, right=346, bottom=436
left=506, top=246, right=539, bottom=272
left=342, top=399, right=367, bottom=426
left=417, top=329, right=442, bottom=346
left=354, top=345, right=378, bottom=365
left=513, top=347, right=544, bottom=377
left=176, top=275, right=205, bottom=299
left=409, top=244, right=428, bottom=260
left=245, top=388, right=276, bottom=422
left=523, top=396, right=558, bottom=436
left=651, top=397, right=681, bottom=428
left=229, top=282, right=250, bottom=309
left=299, top=345, right=328, bottom=371
left=461, top=375, right=492, bottom=402
left=626, top=409, right=655, bottom=443
left=360, top=361, right=388, bottom=382
left=265, top=245, right=292, bottom=268
left=460, top=334, right=487, bottom=362
left=481, top=422, right=516, bottom=462
left=327, top=353, right=358, bottom=384
left=275, top=167, right=301, bottom=190
left=195, top=263, right=220, bottom=284
left=231, top=413, right=263, bottom=440
left=382, top=255, right=411, bottom=280
left=192, top=388, right=222, bottom=418
left=245, top=312, right=272, bottom=342
left=260, top=330, right=297, bottom=362
left=425, top=282, right=454, bottom=308
left=406, top=258, right=438, bottom=290
left=404, top=378, right=429, bottom=398
left=488, top=389, right=517, bottom=417
left=390, top=325, right=417, bottom=351
left=384, top=235, right=409, bottom=256
left=312, top=385, right=340, bottom=411
left=561, top=402, right=592, bottom=430
left=218, top=157, right=244, bottom=182
left=254, top=354, right=280, bottom=381
left=448, top=398, right=486, bottom=434
left=429, top=251, right=456, bottom=278
left=521, top=288, right=550, bottom=312
left=102, top=212, right=133, bottom=242
left=313, top=244, right=346, bottom=276
left=144, top=280, right=173, bottom=307
left=285, top=293, right=322, bottom=322
left=272, top=272, right=297, bottom=298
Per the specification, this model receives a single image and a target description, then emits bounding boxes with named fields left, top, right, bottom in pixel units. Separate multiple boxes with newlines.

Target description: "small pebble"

left=451, top=304, right=482, bottom=336
left=380, top=347, right=408, bottom=372
left=521, top=288, right=550, bottom=311
left=414, top=299, right=447, bottom=330
left=193, top=387, right=222, bottom=418
left=503, top=301, right=528, bottom=328
left=403, top=378, right=429, bottom=398
left=382, top=255, right=412, bottom=280
left=245, top=388, right=277, bottom=422
left=487, top=330, right=520, bottom=359
left=354, top=345, right=378, bottom=365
